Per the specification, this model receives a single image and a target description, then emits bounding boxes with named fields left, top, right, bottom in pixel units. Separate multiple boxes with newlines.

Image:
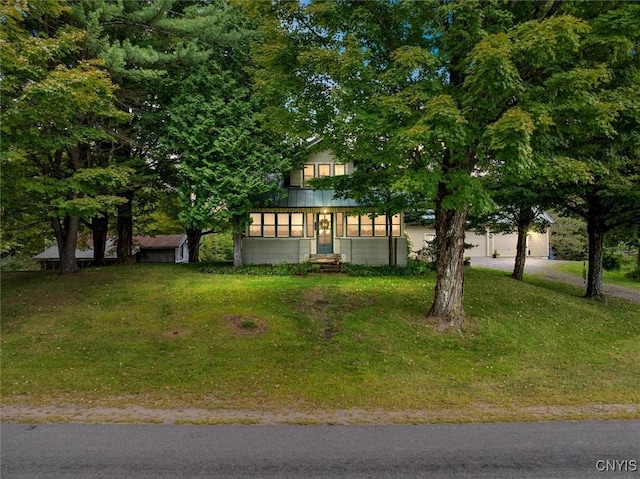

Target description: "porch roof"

left=254, top=189, right=359, bottom=213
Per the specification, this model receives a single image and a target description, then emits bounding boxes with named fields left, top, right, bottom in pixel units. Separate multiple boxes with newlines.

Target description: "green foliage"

left=342, top=259, right=436, bottom=277
left=550, top=214, right=588, bottom=261
left=200, top=234, right=234, bottom=262
left=164, top=60, right=295, bottom=236
left=200, top=258, right=435, bottom=277
left=0, top=255, right=41, bottom=272
left=602, top=250, right=623, bottom=272
left=0, top=0, right=133, bottom=269
left=625, top=271, right=640, bottom=282
left=152, top=3, right=299, bottom=245
left=200, top=262, right=320, bottom=276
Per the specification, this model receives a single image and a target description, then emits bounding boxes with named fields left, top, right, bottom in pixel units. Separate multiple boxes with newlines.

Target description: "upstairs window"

left=294, top=162, right=349, bottom=187
left=303, top=164, right=315, bottom=185
left=318, top=164, right=331, bottom=177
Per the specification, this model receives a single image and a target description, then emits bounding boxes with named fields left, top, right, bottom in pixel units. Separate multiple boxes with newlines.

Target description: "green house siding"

left=242, top=238, right=311, bottom=265
left=340, top=237, right=408, bottom=266
left=241, top=236, right=408, bottom=266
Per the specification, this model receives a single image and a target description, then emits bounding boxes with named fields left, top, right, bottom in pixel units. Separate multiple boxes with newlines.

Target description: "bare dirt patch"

left=162, top=329, right=190, bottom=339
left=225, top=315, right=268, bottom=336
left=2, top=402, right=638, bottom=425
left=298, top=288, right=341, bottom=339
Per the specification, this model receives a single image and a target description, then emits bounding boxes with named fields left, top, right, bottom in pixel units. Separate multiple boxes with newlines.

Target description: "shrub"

left=201, top=262, right=320, bottom=276
left=624, top=270, right=640, bottom=282
left=201, top=259, right=435, bottom=277
left=341, top=258, right=435, bottom=277
left=602, top=250, right=622, bottom=271
left=0, top=255, right=40, bottom=272
left=550, top=214, right=588, bottom=260
left=199, top=233, right=233, bottom=262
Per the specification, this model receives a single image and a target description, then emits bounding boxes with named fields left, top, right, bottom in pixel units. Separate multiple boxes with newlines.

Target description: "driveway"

left=470, top=257, right=640, bottom=304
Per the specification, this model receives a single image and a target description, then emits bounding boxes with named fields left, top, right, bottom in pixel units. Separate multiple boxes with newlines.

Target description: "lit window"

left=306, top=213, right=315, bottom=237
left=360, top=215, right=373, bottom=236
left=318, top=164, right=331, bottom=177
left=346, top=215, right=359, bottom=236
left=392, top=214, right=401, bottom=237
left=277, top=213, right=290, bottom=237
left=335, top=213, right=344, bottom=237
left=291, top=213, right=304, bottom=237
left=374, top=216, right=387, bottom=237
left=303, top=164, right=314, bottom=185
left=334, top=164, right=346, bottom=176
left=263, top=213, right=276, bottom=237
left=249, top=213, right=262, bottom=237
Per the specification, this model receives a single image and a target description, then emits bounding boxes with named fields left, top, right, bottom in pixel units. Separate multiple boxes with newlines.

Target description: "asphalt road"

left=2, top=420, right=639, bottom=478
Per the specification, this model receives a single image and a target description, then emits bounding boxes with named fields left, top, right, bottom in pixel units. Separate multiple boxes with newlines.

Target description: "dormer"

left=289, top=150, right=354, bottom=187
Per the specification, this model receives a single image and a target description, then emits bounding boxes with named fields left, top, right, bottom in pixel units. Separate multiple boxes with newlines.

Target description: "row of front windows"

left=248, top=213, right=401, bottom=238
left=249, top=213, right=305, bottom=238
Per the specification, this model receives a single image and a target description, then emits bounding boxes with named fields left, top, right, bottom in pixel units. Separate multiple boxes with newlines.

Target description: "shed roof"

left=135, top=235, right=187, bottom=249
left=33, top=235, right=187, bottom=260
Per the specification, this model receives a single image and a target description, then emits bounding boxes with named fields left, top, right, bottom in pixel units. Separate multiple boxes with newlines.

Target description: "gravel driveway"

left=470, top=257, right=640, bottom=304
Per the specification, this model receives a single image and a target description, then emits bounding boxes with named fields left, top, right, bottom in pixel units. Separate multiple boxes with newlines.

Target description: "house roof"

left=254, top=189, right=359, bottom=213
left=34, top=238, right=118, bottom=261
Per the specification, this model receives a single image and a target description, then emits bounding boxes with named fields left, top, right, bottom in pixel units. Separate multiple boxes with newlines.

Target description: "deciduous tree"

left=541, top=1, right=640, bottom=299
left=250, top=0, right=589, bottom=329
left=1, top=1, right=131, bottom=274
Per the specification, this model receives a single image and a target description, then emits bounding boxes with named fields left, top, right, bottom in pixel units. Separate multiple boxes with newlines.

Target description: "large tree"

left=164, top=61, right=295, bottom=265
left=155, top=1, right=297, bottom=265
left=1, top=1, right=131, bottom=274
left=250, top=0, right=589, bottom=330
left=541, top=1, right=640, bottom=299
left=69, top=0, right=215, bottom=264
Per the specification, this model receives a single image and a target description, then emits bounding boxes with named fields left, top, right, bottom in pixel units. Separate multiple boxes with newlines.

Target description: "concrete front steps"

left=308, top=254, right=342, bottom=273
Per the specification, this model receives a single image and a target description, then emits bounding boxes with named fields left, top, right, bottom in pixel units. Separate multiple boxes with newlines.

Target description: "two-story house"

left=242, top=150, right=408, bottom=266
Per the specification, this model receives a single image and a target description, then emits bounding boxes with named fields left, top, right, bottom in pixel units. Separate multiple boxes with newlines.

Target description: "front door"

left=317, top=213, right=333, bottom=254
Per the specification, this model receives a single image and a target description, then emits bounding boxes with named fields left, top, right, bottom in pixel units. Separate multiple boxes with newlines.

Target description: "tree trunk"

left=92, top=214, right=109, bottom=267
left=634, top=224, right=640, bottom=272
left=585, top=220, right=605, bottom=299
left=116, top=191, right=134, bottom=265
left=52, top=215, right=80, bottom=275
left=387, top=213, right=395, bottom=266
left=186, top=227, right=202, bottom=263
left=427, top=200, right=468, bottom=331
left=512, top=226, right=528, bottom=280
left=232, top=232, right=243, bottom=267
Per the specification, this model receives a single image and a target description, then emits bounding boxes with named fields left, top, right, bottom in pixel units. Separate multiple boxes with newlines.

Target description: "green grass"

left=552, top=260, right=640, bottom=290
left=1, top=264, right=639, bottom=421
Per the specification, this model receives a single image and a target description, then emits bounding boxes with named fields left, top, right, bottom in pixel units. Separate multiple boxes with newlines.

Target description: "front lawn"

left=1, top=264, right=639, bottom=422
